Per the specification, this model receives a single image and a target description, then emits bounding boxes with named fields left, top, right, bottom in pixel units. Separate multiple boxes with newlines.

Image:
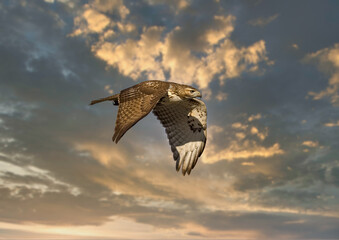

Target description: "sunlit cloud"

left=93, top=26, right=166, bottom=80
left=302, top=140, right=319, bottom=148
left=74, top=142, right=128, bottom=167
left=72, top=3, right=271, bottom=89
left=204, top=15, right=235, bottom=45
left=203, top=141, right=284, bottom=163
left=215, top=91, right=228, bottom=101
left=292, top=43, right=299, bottom=49
left=324, top=120, right=339, bottom=127
left=304, top=43, right=339, bottom=106
left=104, top=84, right=114, bottom=94
left=241, top=161, right=255, bottom=166
left=248, top=113, right=262, bottom=122
left=116, top=21, right=136, bottom=33
left=71, top=8, right=111, bottom=36
left=250, top=126, right=267, bottom=140
left=235, top=132, right=246, bottom=140
left=203, top=119, right=284, bottom=164
left=231, top=122, right=248, bottom=130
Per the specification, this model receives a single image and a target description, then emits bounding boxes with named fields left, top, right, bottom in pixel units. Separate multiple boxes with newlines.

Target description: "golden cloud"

left=71, top=3, right=272, bottom=89
left=71, top=139, right=253, bottom=213
left=232, top=122, right=248, bottom=130
left=205, top=15, right=235, bottom=45
left=203, top=141, right=284, bottom=164
left=250, top=126, right=267, bottom=140
left=302, top=140, right=319, bottom=148
left=235, top=132, right=246, bottom=140
left=71, top=8, right=111, bottom=36
left=93, top=26, right=166, bottom=80
left=248, top=113, right=262, bottom=122
left=324, top=120, right=339, bottom=127
left=74, top=142, right=128, bottom=167
left=292, top=43, right=299, bottom=50
left=305, top=43, right=339, bottom=106
left=204, top=118, right=283, bottom=164
left=241, top=161, right=255, bottom=166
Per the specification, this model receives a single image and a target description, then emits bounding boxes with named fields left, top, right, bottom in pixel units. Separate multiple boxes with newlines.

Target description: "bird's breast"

left=167, top=89, right=183, bottom=102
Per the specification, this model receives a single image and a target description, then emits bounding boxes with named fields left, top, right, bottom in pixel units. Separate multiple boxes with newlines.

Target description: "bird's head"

left=183, top=87, right=202, bottom=99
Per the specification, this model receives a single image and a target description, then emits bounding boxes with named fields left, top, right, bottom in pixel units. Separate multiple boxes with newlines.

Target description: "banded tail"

left=90, top=94, right=119, bottom=105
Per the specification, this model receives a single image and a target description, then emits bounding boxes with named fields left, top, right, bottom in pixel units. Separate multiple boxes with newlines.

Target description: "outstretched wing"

left=113, top=81, right=169, bottom=143
left=153, top=98, right=207, bottom=175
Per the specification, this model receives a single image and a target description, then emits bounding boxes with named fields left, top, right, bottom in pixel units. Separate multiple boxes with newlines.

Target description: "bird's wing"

left=153, top=98, right=207, bottom=175
left=113, top=81, right=169, bottom=143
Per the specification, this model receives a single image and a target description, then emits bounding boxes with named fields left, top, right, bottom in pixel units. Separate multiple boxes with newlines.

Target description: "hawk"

left=90, top=80, right=207, bottom=175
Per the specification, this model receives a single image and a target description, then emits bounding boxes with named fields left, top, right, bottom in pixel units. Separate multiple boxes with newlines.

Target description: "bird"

left=90, top=80, right=207, bottom=175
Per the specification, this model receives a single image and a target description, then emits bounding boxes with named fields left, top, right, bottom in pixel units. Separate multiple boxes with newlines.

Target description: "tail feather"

left=90, top=94, right=119, bottom=105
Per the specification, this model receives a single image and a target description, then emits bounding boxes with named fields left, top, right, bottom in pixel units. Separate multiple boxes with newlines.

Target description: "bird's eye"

left=190, top=90, right=195, bottom=93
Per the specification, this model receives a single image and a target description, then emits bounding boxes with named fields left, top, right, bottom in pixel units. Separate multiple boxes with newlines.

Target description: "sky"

left=0, top=0, right=339, bottom=239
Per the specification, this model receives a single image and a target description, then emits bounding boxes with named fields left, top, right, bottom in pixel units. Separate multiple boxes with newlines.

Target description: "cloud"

left=235, top=132, right=246, bottom=140
left=232, top=122, right=248, bottom=130
left=82, top=9, right=110, bottom=33
left=71, top=0, right=132, bottom=37
left=104, top=84, right=114, bottom=94
left=191, top=38, right=271, bottom=88
left=248, top=113, right=262, bottom=122
left=215, top=91, right=228, bottom=101
left=304, top=43, right=339, bottom=106
left=0, top=101, right=37, bottom=120
left=302, top=140, right=319, bottom=148
left=0, top=161, right=80, bottom=196
left=91, top=0, right=130, bottom=18
left=72, top=3, right=272, bottom=89
left=242, top=161, right=255, bottom=166
left=204, top=15, right=235, bottom=45
left=146, top=0, right=190, bottom=14
left=0, top=185, right=123, bottom=225
left=324, top=120, right=339, bottom=127
left=250, top=126, right=258, bottom=134
left=292, top=43, right=299, bottom=50
left=71, top=8, right=111, bottom=36
left=250, top=126, right=267, bottom=140
left=93, top=26, right=166, bottom=80
left=203, top=117, right=284, bottom=164
left=204, top=141, right=284, bottom=163
left=248, top=14, right=279, bottom=27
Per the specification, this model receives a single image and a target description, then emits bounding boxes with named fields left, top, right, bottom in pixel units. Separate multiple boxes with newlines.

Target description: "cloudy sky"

left=1, top=0, right=339, bottom=239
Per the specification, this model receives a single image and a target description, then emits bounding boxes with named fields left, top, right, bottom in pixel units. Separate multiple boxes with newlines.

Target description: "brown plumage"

left=90, top=80, right=207, bottom=175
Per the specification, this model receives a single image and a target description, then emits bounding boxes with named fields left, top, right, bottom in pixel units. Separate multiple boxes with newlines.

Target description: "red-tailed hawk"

left=90, top=80, right=207, bottom=175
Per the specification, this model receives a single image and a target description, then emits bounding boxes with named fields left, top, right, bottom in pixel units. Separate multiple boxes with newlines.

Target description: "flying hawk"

left=90, top=80, right=207, bottom=175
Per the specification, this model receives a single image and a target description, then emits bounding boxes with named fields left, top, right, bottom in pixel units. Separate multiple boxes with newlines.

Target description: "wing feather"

left=112, top=81, right=169, bottom=143
left=153, top=98, right=207, bottom=175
